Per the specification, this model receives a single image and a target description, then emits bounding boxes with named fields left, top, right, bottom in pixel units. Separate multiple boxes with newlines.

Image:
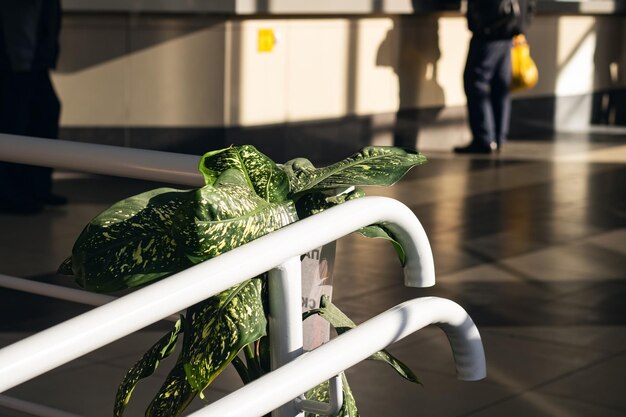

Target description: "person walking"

left=0, top=0, right=66, bottom=214
left=455, top=0, right=536, bottom=154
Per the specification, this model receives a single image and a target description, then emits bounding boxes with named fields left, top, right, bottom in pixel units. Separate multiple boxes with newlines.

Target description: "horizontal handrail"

left=0, top=196, right=435, bottom=392
left=0, top=274, right=115, bottom=307
left=0, top=133, right=203, bottom=186
left=0, top=274, right=179, bottom=322
left=188, top=297, right=485, bottom=417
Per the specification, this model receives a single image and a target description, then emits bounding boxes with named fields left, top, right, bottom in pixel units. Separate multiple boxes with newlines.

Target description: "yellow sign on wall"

left=258, top=28, right=275, bottom=53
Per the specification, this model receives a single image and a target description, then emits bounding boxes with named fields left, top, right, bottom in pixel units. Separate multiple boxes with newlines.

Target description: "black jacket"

left=467, top=0, right=536, bottom=39
left=0, top=0, right=61, bottom=71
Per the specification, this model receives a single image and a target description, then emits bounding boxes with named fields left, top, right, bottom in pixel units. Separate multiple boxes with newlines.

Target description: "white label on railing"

left=301, top=242, right=336, bottom=351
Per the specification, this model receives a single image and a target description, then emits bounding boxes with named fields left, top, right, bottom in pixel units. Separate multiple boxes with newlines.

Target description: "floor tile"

left=500, top=242, right=626, bottom=282
left=463, top=231, right=551, bottom=261
left=463, top=391, right=626, bottom=417
left=345, top=364, right=510, bottom=417
left=585, top=228, right=626, bottom=256
left=0, top=290, right=92, bottom=331
left=3, top=357, right=240, bottom=417
left=485, top=326, right=626, bottom=353
left=385, top=330, right=609, bottom=390
left=536, top=352, right=626, bottom=411
left=333, top=277, right=608, bottom=327
left=435, top=264, right=529, bottom=285
left=0, top=402, right=36, bottom=417
left=557, top=281, right=626, bottom=314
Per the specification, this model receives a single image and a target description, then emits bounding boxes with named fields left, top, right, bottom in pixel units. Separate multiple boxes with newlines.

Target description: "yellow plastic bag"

left=511, top=34, right=538, bottom=92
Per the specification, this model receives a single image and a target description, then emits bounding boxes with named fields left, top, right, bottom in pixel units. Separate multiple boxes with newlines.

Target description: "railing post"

left=268, top=257, right=305, bottom=417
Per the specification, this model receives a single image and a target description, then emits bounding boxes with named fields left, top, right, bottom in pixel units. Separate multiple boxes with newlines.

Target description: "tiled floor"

left=1, top=134, right=625, bottom=417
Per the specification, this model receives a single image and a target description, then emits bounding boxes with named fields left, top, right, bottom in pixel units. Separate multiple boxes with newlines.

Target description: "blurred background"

left=0, top=1, right=625, bottom=416
left=54, top=0, right=626, bottom=162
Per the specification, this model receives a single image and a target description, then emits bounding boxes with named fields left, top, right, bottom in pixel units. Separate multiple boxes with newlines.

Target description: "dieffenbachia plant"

left=59, top=145, right=427, bottom=417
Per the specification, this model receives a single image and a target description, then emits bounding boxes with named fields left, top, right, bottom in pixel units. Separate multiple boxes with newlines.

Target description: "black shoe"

left=44, top=194, right=68, bottom=206
left=453, top=142, right=494, bottom=154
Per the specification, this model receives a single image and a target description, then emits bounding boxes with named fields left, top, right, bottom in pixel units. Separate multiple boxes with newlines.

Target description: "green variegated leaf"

left=146, top=361, right=197, bottom=417
left=114, top=318, right=183, bottom=417
left=294, top=187, right=366, bottom=219
left=302, top=295, right=353, bottom=334
left=62, top=187, right=196, bottom=292
left=304, top=295, right=420, bottom=385
left=199, top=145, right=290, bottom=203
left=178, top=171, right=298, bottom=263
left=304, top=373, right=359, bottom=417
left=183, top=278, right=267, bottom=395
left=368, top=348, right=421, bottom=384
left=185, top=170, right=263, bottom=222
left=61, top=170, right=297, bottom=292
left=282, top=146, right=427, bottom=195
left=357, top=224, right=406, bottom=266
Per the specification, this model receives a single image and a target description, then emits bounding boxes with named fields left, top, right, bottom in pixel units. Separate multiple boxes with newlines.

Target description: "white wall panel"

left=353, top=18, right=399, bottom=115
left=53, top=17, right=129, bottom=126
left=128, top=24, right=227, bottom=126
left=436, top=17, right=470, bottom=107
left=556, top=17, right=596, bottom=96
left=232, top=20, right=288, bottom=126
left=285, top=20, right=349, bottom=121
left=53, top=14, right=626, bottom=129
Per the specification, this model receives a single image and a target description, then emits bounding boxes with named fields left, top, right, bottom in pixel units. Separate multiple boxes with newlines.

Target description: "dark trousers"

left=0, top=70, right=60, bottom=207
left=464, top=36, right=512, bottom=148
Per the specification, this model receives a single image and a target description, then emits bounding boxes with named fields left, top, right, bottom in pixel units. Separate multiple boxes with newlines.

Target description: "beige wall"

left=55, top=16, right=227, bottom=127
left=206, top=18, right=400, bottom=125
left=53, top=14, right=626, bottom=128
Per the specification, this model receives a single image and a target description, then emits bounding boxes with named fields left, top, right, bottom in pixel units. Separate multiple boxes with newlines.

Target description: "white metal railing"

left=0, top=196, right=436, bottom=391
left=0, top=135, right=486, bottom=417
left=0, top=133, right=203, bottom=186
left=0, top=273, right=180, bottom=322
left=190, top=297, right=485, bottom=417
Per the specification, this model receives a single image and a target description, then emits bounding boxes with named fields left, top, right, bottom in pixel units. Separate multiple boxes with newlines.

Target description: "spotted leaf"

left=183, top=278, right=267, bottom=396
left=304, top=295, right=420, bottom=385
left=60, top=187, right=196, bottom=292
left=304, top=373, right=359, bottom=417
left=146, top=361, right=197, bottom=417
left=178, top=171, right=298, bottom=263
left=282, top=146, right=426, bottom=195
left=114, top=318, right=183, bottom=417
left=199, top=145, right=289, bottom=203
left=60, top=170, right=297, bottom=292
left=294, top=187, right=365, bottom=219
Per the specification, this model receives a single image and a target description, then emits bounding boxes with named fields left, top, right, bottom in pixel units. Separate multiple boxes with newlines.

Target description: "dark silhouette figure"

left=392, top=16, right=444, bottom=151
left=376, top=16, right=444, bottom=151
left=0, top=0, right=65, bottom=214
left=456, top=0, right=536, bottom=154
